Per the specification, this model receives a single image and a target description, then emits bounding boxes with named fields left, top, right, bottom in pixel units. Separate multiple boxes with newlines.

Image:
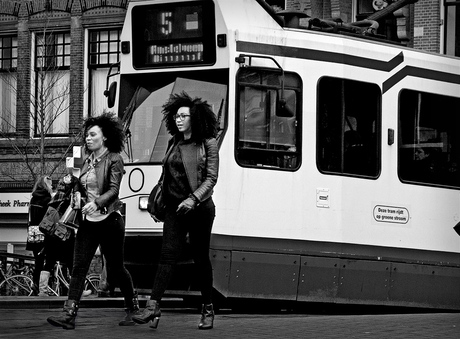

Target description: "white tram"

left=108, top=0, right=460, bottom=309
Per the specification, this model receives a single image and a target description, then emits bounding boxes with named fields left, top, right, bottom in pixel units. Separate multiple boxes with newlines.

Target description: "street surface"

left=0, top=296, right=459, bottom=339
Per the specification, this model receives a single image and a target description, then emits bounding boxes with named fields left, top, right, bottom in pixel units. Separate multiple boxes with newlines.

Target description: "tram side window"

left=235, top=68, right=301, bottom=170
left=317, top=77, right=380, bottom=177
left=399, top=90, right=460, bottom=188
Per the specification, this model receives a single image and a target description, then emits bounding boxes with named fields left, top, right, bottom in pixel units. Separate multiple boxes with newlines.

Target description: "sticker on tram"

left=373, top=205, right=409, bottom=224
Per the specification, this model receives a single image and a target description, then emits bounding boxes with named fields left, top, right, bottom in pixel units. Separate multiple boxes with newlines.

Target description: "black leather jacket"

left=80, top=152, right=124, bottom=215
left=163, top=137, right=219, bottom=203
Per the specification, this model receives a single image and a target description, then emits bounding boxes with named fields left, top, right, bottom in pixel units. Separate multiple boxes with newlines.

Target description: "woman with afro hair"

left=133, top=91, right=219, bottom=330
left=47, top=112, right=139, bottom=329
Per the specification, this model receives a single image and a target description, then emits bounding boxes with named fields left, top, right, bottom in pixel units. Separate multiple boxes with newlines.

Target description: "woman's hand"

left=82, top=201, right=98, bottom=215
left=176, top=197, right=196, bottom=215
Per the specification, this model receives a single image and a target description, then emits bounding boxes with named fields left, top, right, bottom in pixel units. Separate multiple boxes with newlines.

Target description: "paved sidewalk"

left=0, top=300, right=458, bottom=339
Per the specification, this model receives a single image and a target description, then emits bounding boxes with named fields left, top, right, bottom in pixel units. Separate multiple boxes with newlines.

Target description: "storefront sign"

left=0, top=193, right=31, bottom=213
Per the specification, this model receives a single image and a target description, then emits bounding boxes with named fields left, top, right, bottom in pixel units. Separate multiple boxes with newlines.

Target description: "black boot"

left=47, top=300, right=79, bottom=330
left=198, top=304, right=214, bottom=330
left=119, top=292, right=141, bottom=326
left=131, top=299, right=161, bottom=328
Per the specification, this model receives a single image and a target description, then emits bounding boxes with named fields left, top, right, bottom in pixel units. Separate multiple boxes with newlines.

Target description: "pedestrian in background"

left=37, top=175, right=76, bottom=297
left=47, top=112, right=138, bottom=329
left=27, top=175, right=53, bottom=294
left=133, top=92, right=219, bottom=330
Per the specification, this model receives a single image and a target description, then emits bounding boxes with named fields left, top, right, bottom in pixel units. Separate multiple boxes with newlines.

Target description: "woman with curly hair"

left=47, top=112, right=139, bottom=329
left=133, top=91, right=219, bottom=330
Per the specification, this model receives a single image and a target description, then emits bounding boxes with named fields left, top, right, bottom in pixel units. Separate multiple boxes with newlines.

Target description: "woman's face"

left=85, top=125, right=105, bottom=152
left=175, top=106, right=192, bottom=136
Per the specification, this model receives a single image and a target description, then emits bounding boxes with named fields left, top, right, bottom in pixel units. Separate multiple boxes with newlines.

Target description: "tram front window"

left=122, top=77, right=227, bottom=164
left=236, top=68, right=302, bottom=170
left=398, top=90, right=460, bottom=188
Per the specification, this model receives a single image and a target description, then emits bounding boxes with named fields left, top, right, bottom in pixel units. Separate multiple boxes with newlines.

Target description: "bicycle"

left=0, top=263, right=34, bottom=296
left=46, top=261, right=101, bottom=297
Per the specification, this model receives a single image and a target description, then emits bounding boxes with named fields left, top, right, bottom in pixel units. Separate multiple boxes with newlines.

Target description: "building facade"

left=0, top=0, right=458, bottom=254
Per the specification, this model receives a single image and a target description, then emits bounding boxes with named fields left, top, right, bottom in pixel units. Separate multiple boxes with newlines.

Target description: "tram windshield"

left=121, top=78, right=227, bottom=164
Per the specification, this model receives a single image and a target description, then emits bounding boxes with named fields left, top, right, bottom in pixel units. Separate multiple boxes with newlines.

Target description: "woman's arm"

left=95, top=153, right=124, bottom=209
left=192, top=138, right=219, bottom=202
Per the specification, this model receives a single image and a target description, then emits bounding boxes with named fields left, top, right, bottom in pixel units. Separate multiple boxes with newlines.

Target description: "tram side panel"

left=210, top=42, right=460, bottom=309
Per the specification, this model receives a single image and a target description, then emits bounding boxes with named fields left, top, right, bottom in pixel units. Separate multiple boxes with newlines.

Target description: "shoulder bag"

left=147, top=182, right=166, bottom=222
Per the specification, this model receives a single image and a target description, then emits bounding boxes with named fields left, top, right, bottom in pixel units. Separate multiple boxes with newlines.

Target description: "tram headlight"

left=138, top=196, right=149, bottom=210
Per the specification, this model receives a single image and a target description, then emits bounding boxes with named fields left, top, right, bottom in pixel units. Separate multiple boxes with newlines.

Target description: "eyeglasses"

left=173, top=113, right=191, bottom=121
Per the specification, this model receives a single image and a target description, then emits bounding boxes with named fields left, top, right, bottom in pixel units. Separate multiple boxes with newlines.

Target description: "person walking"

left=27, top=175, right=53, bottom=294
left=47, top=112, right=139, bottom=329
left=132, top=92, right=219, bottom=330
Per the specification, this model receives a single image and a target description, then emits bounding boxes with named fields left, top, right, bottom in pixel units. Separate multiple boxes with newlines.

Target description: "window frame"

left=88, top=28, right=121, bottom=68
left=443, top=0, right=460, bottom=57
left=235, top=66, right=302, bottom=171
left=316, top=76, right=381, bottom=179
left=0, top=35, right=18, bottom=71
left=33, top=31, right=71, bottom=137
left=0, top=34, right=18, bottom=135
left=87, top=27, right=122, bottom=116
left=398, top=88, right=460, bottom=189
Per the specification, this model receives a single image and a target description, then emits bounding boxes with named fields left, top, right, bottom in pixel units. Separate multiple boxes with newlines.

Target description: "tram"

left=107, top=0, right=460, bottom=310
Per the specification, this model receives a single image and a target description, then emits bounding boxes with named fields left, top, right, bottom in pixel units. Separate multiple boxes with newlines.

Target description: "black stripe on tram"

left=236, top=41, right=460, bottom=93
left=383, top=65, right=460, bottom=93
left=236, top=40, right=404, bottom=72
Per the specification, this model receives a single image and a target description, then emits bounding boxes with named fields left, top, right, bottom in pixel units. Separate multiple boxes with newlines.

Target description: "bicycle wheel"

left=48, top=275, right=61, bottom=296
left=84, top=274, right=101, bottom=295
left=0, top=275, right=34, bottom=296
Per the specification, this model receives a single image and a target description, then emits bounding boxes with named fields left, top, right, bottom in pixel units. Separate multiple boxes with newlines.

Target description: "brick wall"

left=413, top=0, right=441, bottom=53
left=0, top=0, right=126, bottom=188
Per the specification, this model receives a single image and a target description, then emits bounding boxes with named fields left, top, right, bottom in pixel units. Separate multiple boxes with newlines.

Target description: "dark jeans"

left=68, top=212, right=135, bottom=302
left=43, top=233, right=75, bottom=273
left=151, top=198, right=215, bottom=305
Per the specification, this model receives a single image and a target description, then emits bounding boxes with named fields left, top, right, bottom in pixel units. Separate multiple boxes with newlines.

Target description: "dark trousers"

left=151, top=198, right=215, bottom=305
left=32, top=248, right=45, bottom=286
left=68, top=212, right=135, bottom=302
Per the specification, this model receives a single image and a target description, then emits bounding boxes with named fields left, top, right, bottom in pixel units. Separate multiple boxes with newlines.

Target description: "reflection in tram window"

left=317, top=77, right=381, bottom=177
left=399, top=90, right=460, bottom=188
left=236, top=68, right=302, bottom=170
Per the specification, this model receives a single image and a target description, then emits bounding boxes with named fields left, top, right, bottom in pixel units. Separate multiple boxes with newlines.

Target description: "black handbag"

left=38, top=206, right=72, bottom=241
left=147, top=182, right=166, bottom=222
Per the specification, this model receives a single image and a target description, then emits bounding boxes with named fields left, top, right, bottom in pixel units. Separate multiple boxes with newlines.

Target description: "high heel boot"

left=198, top=303, right=214, bottom=330
left=47, top=299, right=79, bottom=330
left=131, top=299, right=161, bottom=328
left=119, top=292, right=141, bottom=326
